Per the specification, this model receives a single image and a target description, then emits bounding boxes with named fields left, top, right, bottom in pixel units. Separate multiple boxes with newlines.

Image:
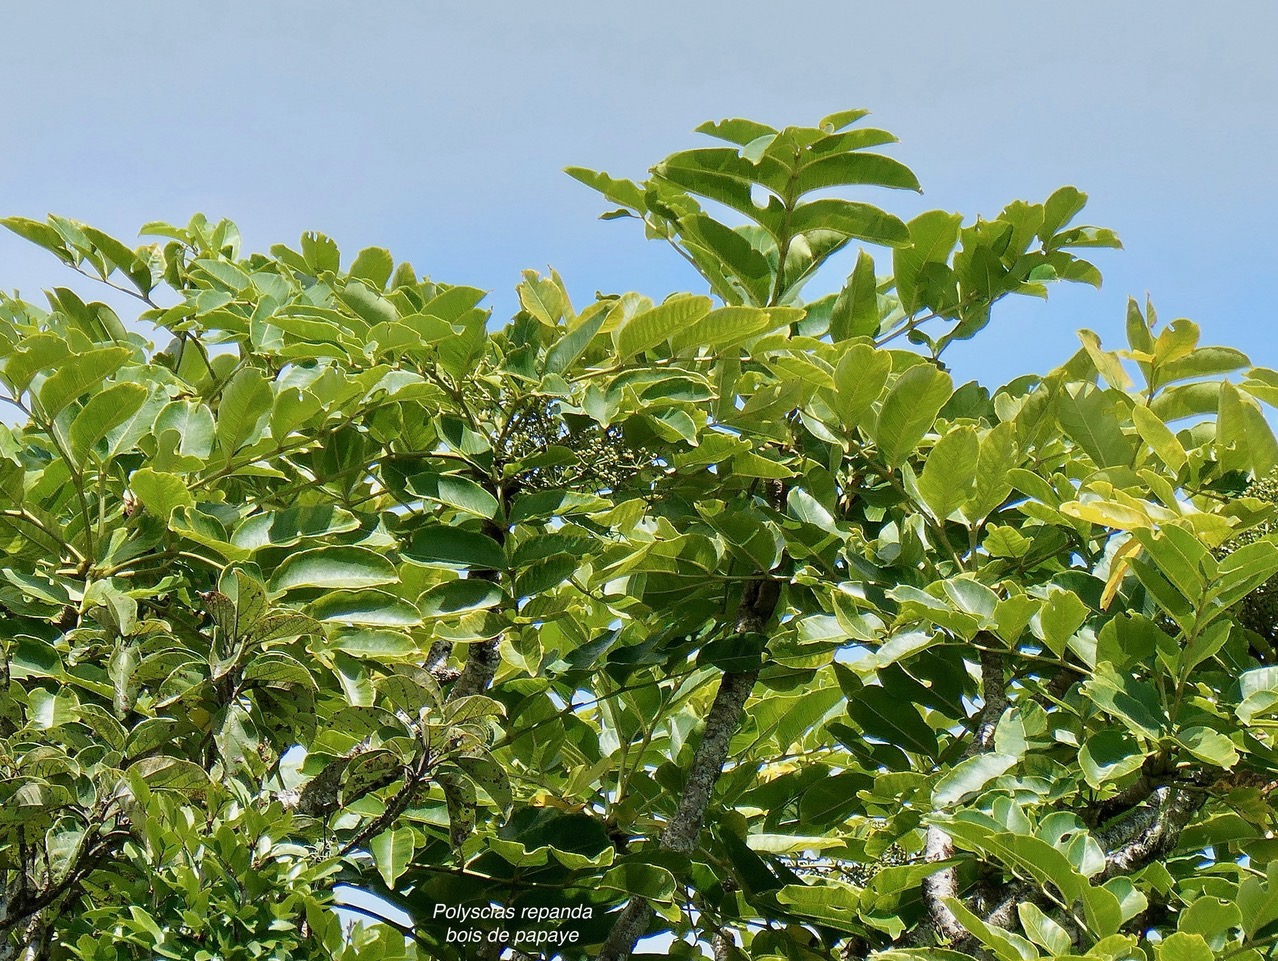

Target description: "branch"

left=920, top=642, right=1006, bottom=944
left=712, top=928, right=737, bottom=961
left=444, top=522, right=508, bottom=703
left=278, top=741, right=401, bottom=818
left=1099, top=784, right=1207, bottom=880
left=957, top=777, right=1209, bottom=951
left=597, top=577, right=782, bottom=961
left=448, top=637, right=501, bottom=700
left=67, top=262, right=158, bottom=309
left=339, top=755, right=428, bottom=857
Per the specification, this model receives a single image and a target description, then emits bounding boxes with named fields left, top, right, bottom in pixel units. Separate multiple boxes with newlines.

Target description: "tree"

left=1, top=109, right=1277, bottom=961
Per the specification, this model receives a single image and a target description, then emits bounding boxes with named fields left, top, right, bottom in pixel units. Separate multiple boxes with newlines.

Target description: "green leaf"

left=788, top=199, right=910, bottom=247
left=563, top=166, right=647, bottom=211
left=1178, top=896, right=1242, bottom=941
left=939, top=897, right=1033, bottom=961
left=518, top=270, right=566, bottom=325
left=1154, top=933, right=1214, bottom=961
left=933, top=752, right=1016, bottom=807
left=818, top=109, right=871, bottom=132
left=1131, top=403, right=1187, bottom=473
left=794, top=152, right=921, bottom=195
left=215, top=367, right=273, bottom=460
left=371, top=827, right=416, bottom=887
left=1034, top=588, right=1089, bottom=656
left=1082, top=665, right=1165, bottom=738
left=848, top=686, right=938, bottom=757
left=698, top=632, right=768, bottom=672
left=129, top=467, right=195, bottom=521
left=615, top=295, right=712, bottom=359
left=1079, top=730, right=1145, bottom=788
left=37, top=347, right=132, bottom=416
left=1218, top=380, right=1278, bottom=475
left=155, top=400, right=217, bottom=460
left=403, top=525, right=505, bottom=569
left=301, top=231, right=340, bottom=274
left=1077, top=329, right=1131, bottom=390
left=1056, top=384, right=1134, bottom=468
left=679, top=215, right=773, bottom=305
left=68, top=382, right=148, bottom=464
left=602, top=862, right=677, bottom=903
left=917, top=426, right=979, bottom=522
left=1038, top=186, right=1087, bottom=240
left=774, top=881, right=868, bottom=934
left=449, top=755, right=513, bottom=816
left=962, top=423, right=1018, bottom=522
left=270, top=546, right=398, bottom=592
left=348, top=247, right=394, bottom=289
left=670, top=306, right=793, bottom=353
left=893, top=211, right=963, bottom=315
left=309, top=591, right=422, bottom=626
left=655, top=148, right=780, bottom=231
left=545, top=311, right=605, bottom=373
left=873, top=364, right=953, bottom=466
left=406, top=472, right=499, bottom=519
left=1239, top=865, right=1278, bottom=938
left=330, top=655, right=376, bottom=707
left=327, top=629, right=420, bottom=659
left=829, top=249, right=879, bottom=341
left=1212, top=536, right=1278, bottom=611
left=418, top=579, right=504, bottom=616
left=26, top=688, right=78, bottom=729
left=830, top=344, right=892, bottom=429
left=509, top=489, right=611, bottom=524
left=128, top=756, right=210, bottom=793
left=1150, top=382, right=1220, bottom=422
left=242, top=652, right=316, bottom=687
left=1017, top=902, right=1072, bottom=956
left=1, top=216, right=75, bottom=263
left=1154, top=345, right=1250, bottom=390
left=230, top=506, right=361, bottom=551
left=1175, top=726, right=1238, bottom=768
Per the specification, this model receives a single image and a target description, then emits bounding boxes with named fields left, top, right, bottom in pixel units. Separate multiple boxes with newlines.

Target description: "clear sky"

left=2, top=2, right=1275, bottom=388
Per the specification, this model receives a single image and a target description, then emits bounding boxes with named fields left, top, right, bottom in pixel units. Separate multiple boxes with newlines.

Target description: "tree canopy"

left=2, top=109, right=1278, bottom=961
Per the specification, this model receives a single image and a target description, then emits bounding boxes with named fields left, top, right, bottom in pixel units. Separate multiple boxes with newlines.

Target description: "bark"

left=933, top=778, right=1208, bottom=952
left=980, top=880, right=1039, bottom=931
left=0, top=910, right=46, bottom=961
left=425, top=640, right=460, bottom=683
left=0, top=817, right=122, bottom=956
left=1091, top=775, right=1155, bottom=828
left=596, top=577, right=781, bottom=961
left=444, top=524, right=507, bottom=704
left=920, top=643, right=1006, bottom=943
left=712, top=928, right=736, bottom=960
left=279, top=742, right=386, bottom=817
left=448, top=637, right=501, bottom=701
left=1099, top=785, right=1206, bottom=880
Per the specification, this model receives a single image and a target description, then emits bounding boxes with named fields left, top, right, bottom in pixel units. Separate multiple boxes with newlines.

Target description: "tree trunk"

left=597, top=578, right=780, bottom=961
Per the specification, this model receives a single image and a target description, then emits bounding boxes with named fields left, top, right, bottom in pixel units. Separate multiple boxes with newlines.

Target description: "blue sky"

left=2, top=2, right=1276, bottom=389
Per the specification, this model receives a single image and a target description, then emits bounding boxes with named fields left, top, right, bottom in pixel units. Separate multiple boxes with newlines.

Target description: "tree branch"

left=712, top=927, right=737, bottom=960
left=920, top=642, right=1006, bottom=944
left=445, top=521, right=508, bottom=703
left=1099, top=784, right=1207, bottom=880
left=597, top=577, right=782, bottom=961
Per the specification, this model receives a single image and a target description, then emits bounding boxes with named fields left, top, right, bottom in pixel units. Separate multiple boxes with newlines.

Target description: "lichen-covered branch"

left=919, top=642, right=1006, bottom=943
left=597, top=577, right=782, bottom=961
left=1099, top=785, right=1207, bottom=880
